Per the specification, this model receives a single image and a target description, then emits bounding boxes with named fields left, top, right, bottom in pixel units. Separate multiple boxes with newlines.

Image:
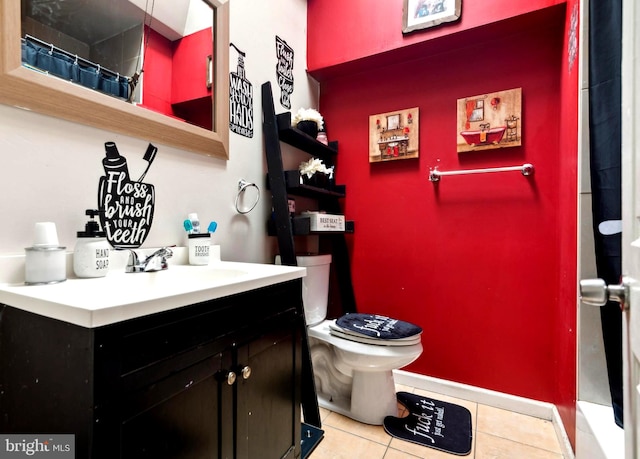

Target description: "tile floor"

left=307, top=384, right=565, bottom=459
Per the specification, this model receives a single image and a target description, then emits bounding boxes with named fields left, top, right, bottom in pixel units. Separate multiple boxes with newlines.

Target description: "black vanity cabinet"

left=235, top=323, right=300, bottom=459
left=0, top=279, right=302, bottom=459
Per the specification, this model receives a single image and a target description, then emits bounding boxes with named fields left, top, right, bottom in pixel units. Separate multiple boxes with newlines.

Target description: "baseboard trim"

left=393, top=370, right=575, bottom=459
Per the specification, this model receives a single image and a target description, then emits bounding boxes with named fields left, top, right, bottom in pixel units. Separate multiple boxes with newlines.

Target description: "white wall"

left=0, top=0, right=316, bottom=266
left=577, top=0, right=611, bottom=408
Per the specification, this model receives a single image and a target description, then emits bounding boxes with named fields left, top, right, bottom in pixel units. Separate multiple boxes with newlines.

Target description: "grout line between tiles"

left=476, top=431, right=566, bottom=457
left=322, top=414, right=393, bottom=447
left=310, top=379, right=567, bottom=459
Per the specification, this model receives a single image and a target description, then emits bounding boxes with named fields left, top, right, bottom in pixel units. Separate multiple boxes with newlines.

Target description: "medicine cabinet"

left=0, top=0, right=229, bottom=159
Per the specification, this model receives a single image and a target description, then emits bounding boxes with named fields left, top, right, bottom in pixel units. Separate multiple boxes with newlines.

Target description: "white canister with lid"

left=25, top=222, right=67, bottom=285
left=25, top=246, right=67, bottom=285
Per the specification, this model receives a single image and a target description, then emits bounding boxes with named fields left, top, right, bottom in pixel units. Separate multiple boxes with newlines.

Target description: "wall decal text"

left=275, top=36, right=294, bottom=109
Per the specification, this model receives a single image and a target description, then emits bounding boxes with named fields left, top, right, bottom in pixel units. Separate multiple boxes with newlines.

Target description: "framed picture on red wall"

left=402, top=0, right=462, bottom=34
left=456, top=88, right=522, bottom=153
left=369, top=107, right=419, bottom=163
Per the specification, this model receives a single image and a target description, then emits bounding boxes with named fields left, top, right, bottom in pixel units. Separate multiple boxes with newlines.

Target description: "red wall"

left=308, top=0, right=566, bottom=75
left=554, top=0, right=579, bottom=443
left=141, top=27, right=174, bottom=117
left=171, top=28, right=213, bottom=105
left=170, top=28, right=214, bottom=130
left=141, top=27, right=213, bottom=129
left=309, top=0, right=578, bottom=447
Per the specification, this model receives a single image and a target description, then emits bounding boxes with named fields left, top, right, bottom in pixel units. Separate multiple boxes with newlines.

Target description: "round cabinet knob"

left=241, top=366, right=252, bottom=380
left=226, top=371, right=237, bottom=386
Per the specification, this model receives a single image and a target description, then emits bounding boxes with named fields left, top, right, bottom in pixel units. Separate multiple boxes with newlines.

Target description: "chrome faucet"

left=125, top=247, right=173, bottom=273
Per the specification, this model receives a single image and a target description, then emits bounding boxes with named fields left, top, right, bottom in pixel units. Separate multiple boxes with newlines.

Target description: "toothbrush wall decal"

left=229, top=43, right=254, bottom=138
left=97, top=141, right=156, bottom=249
left=275, top=36, right=294, bottom=109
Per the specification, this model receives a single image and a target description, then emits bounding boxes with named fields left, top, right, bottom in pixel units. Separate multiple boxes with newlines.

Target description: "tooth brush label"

left=275, top=36, right=294, bottom=109
left=195, top=246, right=209, bottom=256
left=188, top=236, right=210, bottom=265
left=98, top=142, right=156, bottom=249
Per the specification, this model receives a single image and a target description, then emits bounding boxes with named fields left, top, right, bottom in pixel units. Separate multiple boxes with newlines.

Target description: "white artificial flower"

left=299, top=157, right=332, bottom=178
left=325, top=166, right=334, bottom=179
left=292, top=108, right=325, bottom=130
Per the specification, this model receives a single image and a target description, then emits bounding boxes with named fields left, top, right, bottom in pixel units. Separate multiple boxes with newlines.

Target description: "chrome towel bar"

left=428, top=163, right=534, bottom=182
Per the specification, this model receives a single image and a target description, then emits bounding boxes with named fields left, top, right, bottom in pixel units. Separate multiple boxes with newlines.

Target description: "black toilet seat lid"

left=335, top=313, right=422, bottom=340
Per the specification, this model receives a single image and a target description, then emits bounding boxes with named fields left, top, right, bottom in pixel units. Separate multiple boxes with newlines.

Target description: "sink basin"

left=161, top=264, right=248, bottom=282
left=51, top=264, right=252, bottom=299
left=0, top=253, right=306, bottom=328
left=94, top=264, right=250, bottom=289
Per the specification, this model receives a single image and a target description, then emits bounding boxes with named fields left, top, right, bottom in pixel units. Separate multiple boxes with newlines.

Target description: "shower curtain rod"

left=23, top=35, right=123, bottom=79
left=428, top=163, right=534, bottom=182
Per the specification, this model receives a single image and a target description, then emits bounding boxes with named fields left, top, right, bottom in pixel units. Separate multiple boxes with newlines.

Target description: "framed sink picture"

left=456, top=88, right=522, bottom=153
left=369, top=107, right=419, bottom=163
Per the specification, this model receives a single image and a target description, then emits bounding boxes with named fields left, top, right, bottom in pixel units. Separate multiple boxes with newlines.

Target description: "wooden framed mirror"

left=0, top=0, right=229, bottom=158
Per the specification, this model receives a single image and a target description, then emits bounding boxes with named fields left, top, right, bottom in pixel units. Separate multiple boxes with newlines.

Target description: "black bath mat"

left=383, top=392, right=472, bottom=456
left=301, top=423, right=324, bottom=459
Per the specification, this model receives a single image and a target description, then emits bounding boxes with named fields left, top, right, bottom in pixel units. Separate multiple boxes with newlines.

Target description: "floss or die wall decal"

left=369, top=107, right=419, bottom=163
left=229, top=43, right=254, bottom=138
left=275, top=36, right=294, bottom=109
left=402, top=0, right=462, bottom=34
left=98, top=142, right=156, bottom=248
left=456, top=88, right=522, bottom=153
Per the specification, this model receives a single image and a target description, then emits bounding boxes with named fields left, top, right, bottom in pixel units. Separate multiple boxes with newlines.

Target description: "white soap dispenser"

left=73, top=209, right=111, bottom=278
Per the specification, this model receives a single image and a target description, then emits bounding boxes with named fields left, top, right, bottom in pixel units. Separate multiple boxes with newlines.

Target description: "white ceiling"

left=25, top=0, right=213, bottom=44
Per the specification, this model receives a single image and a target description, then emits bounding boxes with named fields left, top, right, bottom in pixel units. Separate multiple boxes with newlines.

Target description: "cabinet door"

left=96, top=353, right=229, bottom=459
left=235, top=314, right=300, bottom=459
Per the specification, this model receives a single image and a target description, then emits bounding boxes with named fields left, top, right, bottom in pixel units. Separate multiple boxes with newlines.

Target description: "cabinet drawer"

left=95, top=280, right=302, bottom=394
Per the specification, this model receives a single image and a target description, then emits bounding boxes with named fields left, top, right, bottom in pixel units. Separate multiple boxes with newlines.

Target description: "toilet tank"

left=276, top=254, right=331, bottom=326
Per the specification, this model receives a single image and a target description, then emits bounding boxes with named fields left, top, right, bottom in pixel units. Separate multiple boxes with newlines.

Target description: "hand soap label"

left=74, top=242, right=110, bottom=278
left=95, top=247, right=110, bottom=271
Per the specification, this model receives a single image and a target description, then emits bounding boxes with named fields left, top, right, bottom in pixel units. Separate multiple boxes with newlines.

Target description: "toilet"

left=281, top=254, right=423, bottom=425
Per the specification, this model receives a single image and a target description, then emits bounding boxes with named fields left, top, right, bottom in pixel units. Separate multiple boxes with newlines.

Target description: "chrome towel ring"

left=235, top=179, right=260, bottom=214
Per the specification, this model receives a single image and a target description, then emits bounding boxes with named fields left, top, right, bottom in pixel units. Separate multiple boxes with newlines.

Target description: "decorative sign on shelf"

left=275, top=36, right=294, bottom=109
left=229, top=43, right=254, bottom=138
left=98, top=141, right=156, bottom=249
left=456, top=87, right=522, bottom=153
left=369, top=107, right=420, bottom=163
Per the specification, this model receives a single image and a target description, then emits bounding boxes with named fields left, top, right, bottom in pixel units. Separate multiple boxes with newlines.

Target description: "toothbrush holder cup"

left=188, top=234, right=210, bottom=265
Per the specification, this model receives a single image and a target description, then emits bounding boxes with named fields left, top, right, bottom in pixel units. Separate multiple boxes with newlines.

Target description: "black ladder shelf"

left=261, top=82, right=357, bottom=434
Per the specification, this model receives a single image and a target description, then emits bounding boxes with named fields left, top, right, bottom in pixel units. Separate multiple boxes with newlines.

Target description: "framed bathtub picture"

left=403, top=0, right=462, bottom=34
left=369, top=107, right=419, bottom=163
left=456, top=88, right=522, bottom=153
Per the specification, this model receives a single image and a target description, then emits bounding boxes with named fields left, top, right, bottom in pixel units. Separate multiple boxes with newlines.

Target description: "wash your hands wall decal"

left=228, top=35, right=296, bottom=137
left=229, top=43, right=254, bottom=138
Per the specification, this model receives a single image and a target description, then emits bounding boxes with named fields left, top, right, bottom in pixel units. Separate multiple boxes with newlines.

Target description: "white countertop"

left=0, top=248, right=306, bottom=328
